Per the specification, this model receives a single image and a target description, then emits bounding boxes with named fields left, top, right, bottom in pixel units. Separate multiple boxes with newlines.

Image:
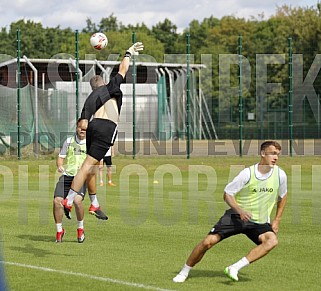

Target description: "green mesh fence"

left=0, top=84, right=75, bottom=153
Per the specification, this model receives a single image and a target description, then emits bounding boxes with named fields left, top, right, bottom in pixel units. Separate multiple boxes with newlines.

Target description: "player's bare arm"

left=119, top=42, right=144, bottom=77
left=224, top=192, right=252, bottom=221
left=271, top=194, right=288, bottom=233
left=56, top=156, right=65, bottom=173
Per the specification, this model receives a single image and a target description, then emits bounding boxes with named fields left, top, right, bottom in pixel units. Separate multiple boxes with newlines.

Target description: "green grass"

left=0, top=156, right=320, bottom=290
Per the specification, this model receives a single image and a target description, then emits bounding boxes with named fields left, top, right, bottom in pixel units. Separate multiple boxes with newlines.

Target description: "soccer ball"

left=90, top=32, right=108, bottom=50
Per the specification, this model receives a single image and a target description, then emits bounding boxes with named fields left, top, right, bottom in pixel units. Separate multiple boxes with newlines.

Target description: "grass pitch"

left=0, top=155, right=320, bottom=290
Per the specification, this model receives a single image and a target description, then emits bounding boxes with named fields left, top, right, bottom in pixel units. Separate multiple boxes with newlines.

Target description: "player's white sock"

left=173, top=264, right=192, bottom=282
left=56, top=223, right=63, bottom=232
left=66, top=189, right=78, bottom=206
left=179, top=263, right=192, bottom=277
left=77, top=220, right=84, bottom=229
left=230, top=257, right=249, bottom=271
left=89, top=194, right=99, bottom=208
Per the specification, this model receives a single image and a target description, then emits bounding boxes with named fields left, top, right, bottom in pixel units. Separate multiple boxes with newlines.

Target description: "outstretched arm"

left=118, top=56, right=130, bottom=78
left=118, top=42, right=144, bottom=78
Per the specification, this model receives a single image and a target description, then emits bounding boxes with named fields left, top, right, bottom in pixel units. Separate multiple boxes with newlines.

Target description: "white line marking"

left=1, top=261, right=175, bottom=291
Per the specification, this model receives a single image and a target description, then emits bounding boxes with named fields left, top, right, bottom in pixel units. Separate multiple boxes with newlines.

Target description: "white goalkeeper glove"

left=125, top=42, right=144, bottom=58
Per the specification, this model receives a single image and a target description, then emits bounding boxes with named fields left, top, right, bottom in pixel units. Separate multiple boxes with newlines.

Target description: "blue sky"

left=0, top=0, right=318, bottom=32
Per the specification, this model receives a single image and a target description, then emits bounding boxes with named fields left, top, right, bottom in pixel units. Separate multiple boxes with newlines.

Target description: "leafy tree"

left=82, top=18, right=97, bottom=33
left=152, top=18, right=178, bottom=54
left=124, top=23, right=151, bottom=35
left=98, top=14, right=124, bottom=32
left=2, top=19, right=74, bottom=59
left=0, top=27, right=14, bottom=57
left=9, top=19, right=49, bottom=58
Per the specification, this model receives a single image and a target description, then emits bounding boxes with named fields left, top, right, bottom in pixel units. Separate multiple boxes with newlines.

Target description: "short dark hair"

left=260, top=140, right=281, bottom=152
left=90, top=75, right=104, bottom=90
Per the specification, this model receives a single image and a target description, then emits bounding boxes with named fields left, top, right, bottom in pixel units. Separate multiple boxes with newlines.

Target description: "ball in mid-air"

left=90, top=32, right=108, bottom=50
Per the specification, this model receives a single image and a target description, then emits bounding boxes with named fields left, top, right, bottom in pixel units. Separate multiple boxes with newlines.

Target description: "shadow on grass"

left=17, top=234, right=54, bottom=242
left=11, top=241, right=78, bottom=258
left=179, top=269, right=252, bottom=285
left=10, top=244, right=56, bottom=257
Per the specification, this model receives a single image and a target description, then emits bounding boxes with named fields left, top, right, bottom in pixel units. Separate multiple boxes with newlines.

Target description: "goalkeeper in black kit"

left=63, top=42, right=144, bottom=226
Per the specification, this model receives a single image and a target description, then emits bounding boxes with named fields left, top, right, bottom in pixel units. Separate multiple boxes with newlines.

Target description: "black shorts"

left=209, top=209, right=274, bottom=245
left=54, top=175, right=86, bottom=199
left=86, top=118, right=117, bottom=161
left=103, top=156, right=112, bottom=167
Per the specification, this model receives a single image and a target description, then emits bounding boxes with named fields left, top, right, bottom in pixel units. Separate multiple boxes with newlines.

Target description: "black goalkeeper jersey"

left=80, top=73, right=124, bottom=120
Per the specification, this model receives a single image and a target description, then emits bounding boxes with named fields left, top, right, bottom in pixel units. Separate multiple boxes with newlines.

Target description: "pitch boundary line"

left=2, top=261, right=175, bottom=291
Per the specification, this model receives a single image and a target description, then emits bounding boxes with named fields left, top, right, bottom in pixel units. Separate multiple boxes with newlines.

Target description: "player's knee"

left=270, top=236, right=278, bottom=248
left=202, top=236, right=218, bottom=250
left=53, top=197, right=62, bottom=206
left=264, top=234, right=278, bottom=250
